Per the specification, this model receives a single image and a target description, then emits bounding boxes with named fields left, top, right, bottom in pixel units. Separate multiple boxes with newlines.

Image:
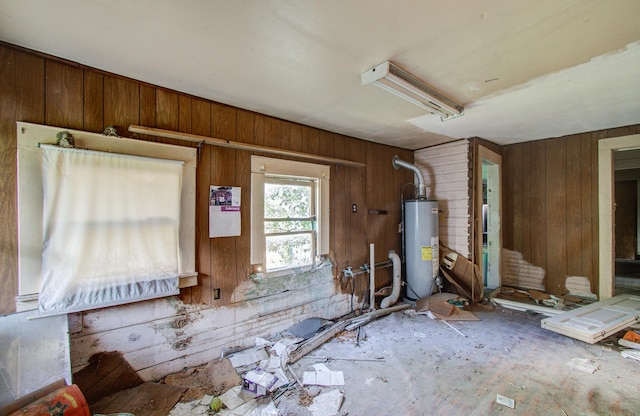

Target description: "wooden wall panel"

left=0, top=42, right=418, bottom=315
left=365, top=142, right=412, bottom=292
left=235, top=110, right=254, bottom=279
left=505, top=143, right=522, bottom=253
left=103, top=77, right=139, bottom=132
left=0, top=46, right=45, bottom=315
left=45, top=60, right=83, bottom=129
left=211, top=103, right=238, bottom=304
left=83, top=71, right=104, bottom=132
left=191, top=99, right=212, bottom=305
left=138, top=85, right=156, bottom=141
left=545, top=139, right=567, bottom=293
left=346, top=139, right=368, bottom=272
left=504, top=126, right=640, bottom=296
left=529, top=140, right=547, bottom=274
left=566, top=136, right=584, bottom=276
left=520, top=141, right=532, bottom=262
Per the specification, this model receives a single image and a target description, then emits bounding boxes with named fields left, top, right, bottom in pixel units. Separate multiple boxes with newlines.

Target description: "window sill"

left=15, top=273, right=198, bottom=312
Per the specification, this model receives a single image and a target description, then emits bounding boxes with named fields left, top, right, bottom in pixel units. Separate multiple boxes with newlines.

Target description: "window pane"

left=265, top=220, right=313, bottom=234
left=264, top=183, right=311, bottom=219
left=266, top=234, right=313, bottom=271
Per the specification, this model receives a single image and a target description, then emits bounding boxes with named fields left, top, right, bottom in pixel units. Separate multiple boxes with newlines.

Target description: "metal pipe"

left=341, top=261, right=392, bottom=278
left=392, top=155, right=426, bottom=199
left=369, top=243, right=375, bottom=311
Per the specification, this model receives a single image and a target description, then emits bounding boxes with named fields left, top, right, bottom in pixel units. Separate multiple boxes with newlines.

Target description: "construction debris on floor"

left=6, top=290, right=640, bottom=415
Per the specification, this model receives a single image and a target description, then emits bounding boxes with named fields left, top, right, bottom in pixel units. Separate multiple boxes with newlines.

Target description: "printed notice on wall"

left=209, top=186, right=241, bottom=238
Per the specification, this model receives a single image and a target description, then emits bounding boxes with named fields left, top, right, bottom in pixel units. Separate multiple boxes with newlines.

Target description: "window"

left=251, top=156, right=330, bottom=275
left=16, top=122, right=197, bottom=313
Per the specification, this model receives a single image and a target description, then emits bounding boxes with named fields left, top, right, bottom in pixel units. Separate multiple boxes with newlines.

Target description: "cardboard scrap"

left=432, top=307, right=479, bottom=321
left=415, top=292, right=459, bottom=312
left=440, top=245, right=484, bottom=302
left=430, top=301, right=455, bottom=317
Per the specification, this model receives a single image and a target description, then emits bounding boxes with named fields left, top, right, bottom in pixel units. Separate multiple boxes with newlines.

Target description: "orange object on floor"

left=622, top=330, right=640, bottom=343
left=9, top=384, right=90, bottom=416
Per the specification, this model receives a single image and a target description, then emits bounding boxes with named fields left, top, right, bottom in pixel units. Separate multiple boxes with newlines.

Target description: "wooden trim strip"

left=128, top=125, right=366, bottom=168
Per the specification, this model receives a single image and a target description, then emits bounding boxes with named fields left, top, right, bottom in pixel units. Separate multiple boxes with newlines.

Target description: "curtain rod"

left=128, top=125, right=366, bottom=168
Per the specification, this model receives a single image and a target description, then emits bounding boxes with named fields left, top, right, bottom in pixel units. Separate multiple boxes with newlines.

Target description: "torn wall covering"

left=69, top=263, right=351, bottom=381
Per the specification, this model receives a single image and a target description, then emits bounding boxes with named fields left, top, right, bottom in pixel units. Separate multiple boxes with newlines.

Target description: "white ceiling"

left=1, top=0, right=639, bottom=150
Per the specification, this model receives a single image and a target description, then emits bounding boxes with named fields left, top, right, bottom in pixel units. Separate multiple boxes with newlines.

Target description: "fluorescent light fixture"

left=361, top=61, right=464, bottom=121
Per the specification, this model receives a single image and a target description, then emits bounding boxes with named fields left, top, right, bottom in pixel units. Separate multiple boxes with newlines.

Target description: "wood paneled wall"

left=504, top=125, right=640, bottom=295
left=0, top=42, right=412, bottom=315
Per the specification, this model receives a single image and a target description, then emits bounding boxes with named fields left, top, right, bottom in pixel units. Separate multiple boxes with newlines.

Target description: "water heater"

left=404, top=199, right=439, bottom=300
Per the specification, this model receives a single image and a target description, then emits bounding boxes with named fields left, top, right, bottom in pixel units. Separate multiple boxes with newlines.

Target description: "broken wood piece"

left=528, top=289, right=550, bottom=301
left=90, top=382, right=186, bottom=416
left=344, top=304, right=411, bottom=331
left=287, top=321, right=348, bottom=364
left=72, top=351, right=143, bottom=406
left=429, top=301, right=455, bottom=316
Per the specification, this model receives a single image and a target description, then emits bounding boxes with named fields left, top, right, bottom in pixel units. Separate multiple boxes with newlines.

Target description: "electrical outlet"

left=213, top=288, right=220, bottom=299
left=352, top=204, right=357, bottom=213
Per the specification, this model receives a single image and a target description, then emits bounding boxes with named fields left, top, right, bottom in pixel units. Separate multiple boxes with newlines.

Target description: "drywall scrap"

left=564, top=276, right=597, bottom=300
left=502, top=249, right=545, bottom=291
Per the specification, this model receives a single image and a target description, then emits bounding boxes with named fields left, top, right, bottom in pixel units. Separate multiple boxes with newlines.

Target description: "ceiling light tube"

left=361, top=61, right=464, bottom=121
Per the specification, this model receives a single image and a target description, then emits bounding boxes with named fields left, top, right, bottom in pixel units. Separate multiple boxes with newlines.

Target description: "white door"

left=541, top=294, right=640, bottom=343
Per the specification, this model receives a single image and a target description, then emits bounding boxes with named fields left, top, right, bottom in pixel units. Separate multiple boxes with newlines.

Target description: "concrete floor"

left=274, top=306, right=640, bottom=416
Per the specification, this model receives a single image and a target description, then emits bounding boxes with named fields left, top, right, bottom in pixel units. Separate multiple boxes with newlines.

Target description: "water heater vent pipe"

left=392, top=155, right=426, bottom=199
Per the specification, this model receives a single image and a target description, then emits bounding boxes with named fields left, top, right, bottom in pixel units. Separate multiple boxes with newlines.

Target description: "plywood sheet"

left=90, top=382, right=186, bottom=416
left=541, top=294, right=640, bottom=343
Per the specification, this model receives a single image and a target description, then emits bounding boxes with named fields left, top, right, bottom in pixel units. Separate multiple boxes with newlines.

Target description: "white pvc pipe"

left=369, top=243, right=375, bottom=311
left=381, top=251, right=401, bottom=308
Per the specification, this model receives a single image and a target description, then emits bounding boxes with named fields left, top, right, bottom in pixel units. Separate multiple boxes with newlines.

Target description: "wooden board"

left=90, top=382, right=186, bottom=416
left=541, top=294, right=640, bottom=343
left=72, top=351, right=142, bottom=406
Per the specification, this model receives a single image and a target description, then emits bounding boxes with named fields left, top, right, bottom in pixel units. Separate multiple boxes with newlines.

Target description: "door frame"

left=475, top=145, right=502, bottom=289
left=599, top=133, right=640, bottom=299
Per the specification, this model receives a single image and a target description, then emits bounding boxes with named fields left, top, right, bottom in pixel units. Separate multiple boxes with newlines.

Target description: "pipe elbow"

left=381, top=251, right=402, bottom=308
left=392, top=155, right=426, bottom=199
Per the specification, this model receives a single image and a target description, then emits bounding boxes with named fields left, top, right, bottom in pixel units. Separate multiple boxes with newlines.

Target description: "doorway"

left=476, top=145, right=502, bottom=289
left=598, top=134, right=640, bottom=298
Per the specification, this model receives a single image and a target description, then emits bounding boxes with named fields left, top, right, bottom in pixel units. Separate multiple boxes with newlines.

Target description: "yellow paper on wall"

left=421, top=246, right=432, bottom=261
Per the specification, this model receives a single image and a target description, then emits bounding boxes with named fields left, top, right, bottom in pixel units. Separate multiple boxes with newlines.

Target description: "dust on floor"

left=163, top=306, right=639, bottom=415
left=275, top=307, right=639, bottom=416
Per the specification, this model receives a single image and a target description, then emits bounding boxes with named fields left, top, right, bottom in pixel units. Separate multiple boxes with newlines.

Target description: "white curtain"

left=39, top=145, right=183, bottom=315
